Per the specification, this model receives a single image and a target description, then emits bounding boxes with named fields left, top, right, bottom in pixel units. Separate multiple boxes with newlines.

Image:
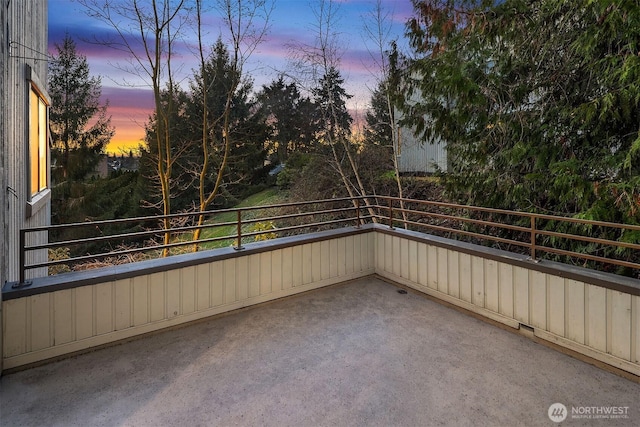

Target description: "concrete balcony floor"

left=1, top=278, right=639, bottom=426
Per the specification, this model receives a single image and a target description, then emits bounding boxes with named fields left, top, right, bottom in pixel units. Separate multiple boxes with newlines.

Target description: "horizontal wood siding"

left=2, top=233, right=375, bottom=369
left=374, top=232, right=640, bottom=376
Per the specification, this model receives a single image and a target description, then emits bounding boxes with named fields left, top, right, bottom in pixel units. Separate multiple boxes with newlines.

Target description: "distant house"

left=395, top=86, right=448, bottom=175
left=1, top=0, right=50, bottom=289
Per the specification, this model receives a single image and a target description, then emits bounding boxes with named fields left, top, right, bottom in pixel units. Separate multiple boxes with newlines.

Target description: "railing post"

left=530, top=215, right=537, bottom=261
left=388, top=198, right=394, bottom=230
left=355, top=198, right=361, bottom=228
left=235, top=209, right=244, bottom=250
left=19, top=229, right=26, bottom=284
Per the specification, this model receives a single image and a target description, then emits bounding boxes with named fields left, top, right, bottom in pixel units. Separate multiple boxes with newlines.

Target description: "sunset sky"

left=48, top=0, right=415, bottom=154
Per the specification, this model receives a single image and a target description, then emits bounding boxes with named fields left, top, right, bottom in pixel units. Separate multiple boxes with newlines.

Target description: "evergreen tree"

left=313, top=66, right=353, bottom=143
left=49, top=34, right=113, bottom=183
left=364, top=80, right=393, bottom=146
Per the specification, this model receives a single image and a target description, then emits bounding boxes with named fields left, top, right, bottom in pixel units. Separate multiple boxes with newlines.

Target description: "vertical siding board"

left=427, top=245, right=438, bottom=290
left=417, top=243, right=428, bottom=287
left=586, top=285, right=606, bottom=352
left=400, top=237, right=410, bottom=279
left=310, top=242, right=321, bottom=282
left=224, top=259, right=237, bottom=304
left=565, top=279, right=585, bottom=345
left=633, top=296, right=639, bottom=364
left=271, top=249, right=283, bottom=292
left=471, top=256, right=484, bottom=307
left=458, top=253, right=472, bottom=302
left=302, top=244, right=313, bottom=285
left=292, top=245, right=304, bottom=286
left=249, top=254, right=261, bottom=296
left=196, top=264, right=211, bottom=311
left=53, top=290, right=73, bottom=345
left=337, top=237, right=347, bottom=277
left=320, top=240, right=330, bottom=280
left=408, top=240, right=418, bottom=283
left=149, top=273, right=165, bottom=323
left=610, top=290, right=632, bottom=360
left=329, top=239, right=339, bottom=278
left=498, top=263, right=514, bottom=318
left=210, top=261, right=223, bottom=307
left=437, top=248, right=448, bottom=294
left=95, top=282, right=114, bottom=334
left=30, top=294, right=52, bottom=351
left=75, top=286, right=94, bottom=340
left=529, top=271, right=546, bottom=330
left=447, top=250, right=460, bottom=299
left=181, top=267, right=196, bottom=315
left=237, top=257, right=250, bottom=300
left=547, top=276, right=565, bottom=336
left=166, top=270, right=181, bottom=319
left=4, top=299, right=28, bottom=357
left=375, top=232, right=384, bottom=272
left=132, top=276, right=149, bottom=327
left=365, top=233, right=375, bottom=270
left=345, top=235, right=355, bottom=275
left=513, top=267, right=529, bottom=325
left=484, top=260, right=499, bottom=312
left=114, top=279, right=132, bottom=330
left=281, top=247, right=293, bottom=290
left=384, top=234, right=393, bottom=274
left=260, top=252, right=272, bottom=294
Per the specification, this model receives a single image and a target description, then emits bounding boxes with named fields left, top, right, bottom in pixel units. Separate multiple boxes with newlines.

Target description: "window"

left=29, top=84, right=49, bottom=197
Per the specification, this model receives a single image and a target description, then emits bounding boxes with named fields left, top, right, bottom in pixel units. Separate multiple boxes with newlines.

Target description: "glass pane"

left=39, top=99, right=47, bottom=191
left=30, top=90, right=39, bottom=196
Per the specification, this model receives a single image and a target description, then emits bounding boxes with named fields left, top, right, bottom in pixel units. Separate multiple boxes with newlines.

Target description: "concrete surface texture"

left=1, top=278, right=639, bottom=426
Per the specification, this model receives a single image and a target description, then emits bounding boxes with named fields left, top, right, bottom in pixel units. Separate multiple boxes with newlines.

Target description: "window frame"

left=26, top=65, right=51, bottom=217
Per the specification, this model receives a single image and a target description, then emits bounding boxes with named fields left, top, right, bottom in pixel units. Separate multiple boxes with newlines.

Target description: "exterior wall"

left=396, top=123, right=448, bottom=174
left=374, top=229, right=640, bottom=377
left=2, top=231, right=375, bottom=370
left=1, top=0, right=7, bottom=374
left=5, top=0, right=50, bottom=282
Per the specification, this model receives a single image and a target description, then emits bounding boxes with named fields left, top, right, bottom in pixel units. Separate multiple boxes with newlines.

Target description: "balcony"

left=2, top=196, right=640, bottom=424
left=2, top=277, right=639, bottom=425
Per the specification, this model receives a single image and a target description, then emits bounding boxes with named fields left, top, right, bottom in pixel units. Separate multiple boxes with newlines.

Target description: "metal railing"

left=16, top=195, right=640, bottom=285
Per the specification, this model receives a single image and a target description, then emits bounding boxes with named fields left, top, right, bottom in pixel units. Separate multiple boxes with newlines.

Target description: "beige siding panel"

left=292, top=245, right=303, bottom=286
left=224, top=259, right=237, bottom=304
left=30, top=294, right=52, bottom=351
left=236, top=257, right=250, bottom=300
left=585, top=285, right=606, bottom=353
left=399, top=237, right=409, bottom=279
left=210, top=261, right=223, bottom=307
left=196, top=264, right=211, bottom=311
left=249, top=254, right=261, bottom=296
left=417, top=243, right=428, bottom=287
left=95, top=282, right=114, bottom=335
left=4, top=299, right=27, bottom=357
left=75, top=286, right=94, bottom=340
left=498, top=263, right=514, bottom=318
left=610, top=290, right=632, bottom=360
left=471, top=256, right=484, bottom=307
left=114, top=279, right=132, bottom=330
left=375, top=232, right=384, bottom=271
left=447, top=250, right=460, bottom=299
left=181, top=267, right=196, bottom=315
left=329, top=239, right=339, bottom=278
left=458, top=253, right=472, bottom=303
left=634, top=296, right=640, bottom=364
left=437, top=248, right=448, bottom=294
left=310, top=242, right=321, bottom=283
left=337, top=238, right=347, bottom=277
left=384, top=234, right=393, bottom=274
left=565, top=279, right=585, bottom=344
left=365, top=233, right=375, bottom=269
left=320, top=240, right=330, bottom=280
left=53, top=290, right=73, bottom=345
left=271, top=249, right=282, bottom=292
left=149, top=273, right=165, bottom=323
left=281, top=247, right=293, bottom=290
left=301, top=244, right=313, bottom=285
left=513, top=267, right=529, bottom=325
left=529, top=271, right=546, bottom=330
left=427, top=245, right=438, bottom=290
left=484, top=260, right=499, bottom=313
left=260, top=252, right=272, bottom=295
left=166, top=270, right=181, bottom=319
left=345, top=235, right=355, bottom=275
left=408, top=240, right=418, bottom=283
left=547, top=275, right=565, bottom=336
left=132, top=276, right=149, bottom=327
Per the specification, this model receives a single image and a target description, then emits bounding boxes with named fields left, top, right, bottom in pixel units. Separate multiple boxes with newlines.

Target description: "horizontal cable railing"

left=16, top=195, right=640, bottom=285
